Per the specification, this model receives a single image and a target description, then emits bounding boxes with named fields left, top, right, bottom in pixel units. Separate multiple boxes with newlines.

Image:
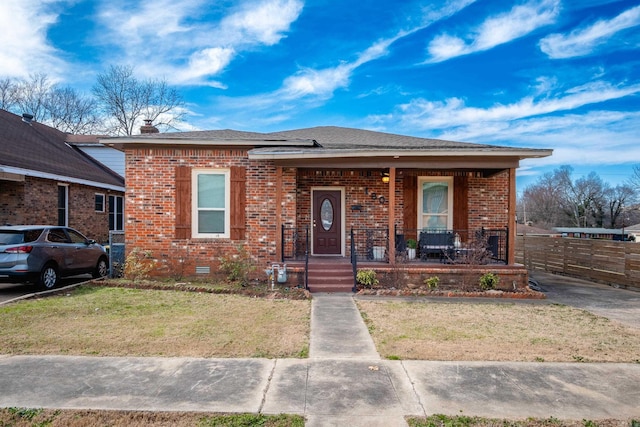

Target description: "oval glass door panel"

left=320, top=198, right=334, bottom=231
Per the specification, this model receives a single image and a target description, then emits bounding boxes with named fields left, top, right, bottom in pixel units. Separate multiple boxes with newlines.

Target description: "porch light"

left=381, top=171, right=390, bottom=183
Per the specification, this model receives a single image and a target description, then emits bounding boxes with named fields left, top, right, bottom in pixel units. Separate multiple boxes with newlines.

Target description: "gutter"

left=0, top=165, right=125, bottom=192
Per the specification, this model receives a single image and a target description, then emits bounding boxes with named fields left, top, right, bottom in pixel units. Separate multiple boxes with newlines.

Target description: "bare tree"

left=520, top=170, right=565, bottom=228
left=606, top=184, right=637, bottom=228
left=0, top=77, right=19, bottom=110
left=521, top=166, right=620, bottom=228
left=15, top=73, right=52, bottom=121
left=558, top=169, right=605, bottom=227
left=93, top=65, right=185, bottom=136
left=630, top=165, right=640, bottom=193
left=44, top=86, right=102, bottom=134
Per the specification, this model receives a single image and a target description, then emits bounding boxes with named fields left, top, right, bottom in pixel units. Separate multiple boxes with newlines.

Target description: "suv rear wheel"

left=39, top=264, right=59, bottom=290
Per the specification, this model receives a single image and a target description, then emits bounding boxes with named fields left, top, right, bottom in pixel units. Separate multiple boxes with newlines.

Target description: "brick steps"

left=307, top=261, right=354, bottom=293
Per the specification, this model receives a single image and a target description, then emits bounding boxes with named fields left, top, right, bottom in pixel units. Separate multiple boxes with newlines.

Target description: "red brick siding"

left=467, top=170, right=510, bottom=231
left=123, top=146, right=512, bottom=278
left=124, top=148, right=287, bottom=277
left=0, top=176, right=119, bottom=243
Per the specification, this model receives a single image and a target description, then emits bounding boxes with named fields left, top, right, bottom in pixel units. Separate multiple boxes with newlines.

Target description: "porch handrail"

left=350, top=228, right=357, bottom=292
left=304, top=225, right=309, bottom=291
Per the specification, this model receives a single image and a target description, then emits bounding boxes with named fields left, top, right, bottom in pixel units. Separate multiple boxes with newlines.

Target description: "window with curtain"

left=419, top=178, right=452, bottom=230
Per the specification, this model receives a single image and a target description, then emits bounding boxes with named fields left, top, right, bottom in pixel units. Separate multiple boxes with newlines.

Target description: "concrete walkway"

left=1, top=291, right=640, bottom=425
left=309, top=293, right=379, bottom=360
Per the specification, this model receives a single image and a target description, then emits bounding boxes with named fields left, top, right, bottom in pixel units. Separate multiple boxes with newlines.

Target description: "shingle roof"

left=0, top=109, right=124, bottom=189
left=108, top=125, right=551, bottom=159
left=268, top=126, right=485, bottom=149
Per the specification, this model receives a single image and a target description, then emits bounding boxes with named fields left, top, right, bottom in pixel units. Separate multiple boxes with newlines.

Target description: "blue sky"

left=1, top=0, right=639, bottom=192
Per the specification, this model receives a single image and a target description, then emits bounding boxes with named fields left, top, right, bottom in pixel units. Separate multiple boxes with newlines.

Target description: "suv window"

left=0, top=229, right=44, bottom=245
left=47, top=229, right=69, bottom=243
left=67, top=229, right=88, bottom=244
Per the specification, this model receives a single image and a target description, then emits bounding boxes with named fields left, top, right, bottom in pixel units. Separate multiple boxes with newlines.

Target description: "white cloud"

left=221, top=0, right=304, bottom=45
left=217, top=0, right=478, bottom=119
left=0, top=0, right=69, bottom=78
left=367, top=80, right=640, bottom=178
left=383, top=80, right=640, bottom=130
left=540, top=4, right=640, bottom=58
left=426, top=0, right=559, bottom=62
left=95, top=0, right=303, bottom=86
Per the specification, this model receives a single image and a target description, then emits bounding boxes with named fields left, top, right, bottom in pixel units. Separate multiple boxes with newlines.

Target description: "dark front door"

left=313, top=190, right=342, bottom=255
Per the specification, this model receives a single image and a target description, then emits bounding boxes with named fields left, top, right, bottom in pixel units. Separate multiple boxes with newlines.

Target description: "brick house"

left=0, top=109, right=125, bottom=243
left=106, top=126, right=551, bottom=291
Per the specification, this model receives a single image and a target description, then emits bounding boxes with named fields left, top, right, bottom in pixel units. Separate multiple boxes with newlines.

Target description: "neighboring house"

left=625, top=224, right=640, bottom=242
left=516, top=224, right=558, bottom=236
left=105, top=126, right=552, bottom=290
left=0, top=109, right=125, bottom=243
left=553, top=227, right=629, bottom=241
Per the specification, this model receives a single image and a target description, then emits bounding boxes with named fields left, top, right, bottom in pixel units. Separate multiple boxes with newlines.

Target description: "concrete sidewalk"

left=1, top=355, right=639, bottom=424
left=1, top=293, right=639, bottom=425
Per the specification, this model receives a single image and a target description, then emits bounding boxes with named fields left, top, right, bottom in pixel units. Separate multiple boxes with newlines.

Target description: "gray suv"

left=0, top=225, right=108, bottom=289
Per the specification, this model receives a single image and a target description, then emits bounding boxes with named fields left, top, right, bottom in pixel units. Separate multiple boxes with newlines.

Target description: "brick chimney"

left=140, top=119, right=159, bottom=134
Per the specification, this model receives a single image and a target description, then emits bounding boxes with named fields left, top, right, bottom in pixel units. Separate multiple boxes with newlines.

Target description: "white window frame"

left=192, top=168, right=230, bottom=239
left=417, top=176, right=453, bottom=230
left=95, top=193, right=105, bottom=212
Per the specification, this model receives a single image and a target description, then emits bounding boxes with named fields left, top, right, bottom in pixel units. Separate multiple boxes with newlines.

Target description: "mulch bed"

left=356, top=287, right=546, bottom=299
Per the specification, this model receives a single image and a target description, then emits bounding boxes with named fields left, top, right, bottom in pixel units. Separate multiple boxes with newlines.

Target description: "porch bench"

left=419, top=231, right=455, bottom=262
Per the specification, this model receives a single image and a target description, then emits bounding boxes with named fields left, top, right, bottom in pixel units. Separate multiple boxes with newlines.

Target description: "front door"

left=312, top=189, right=342, bottom=255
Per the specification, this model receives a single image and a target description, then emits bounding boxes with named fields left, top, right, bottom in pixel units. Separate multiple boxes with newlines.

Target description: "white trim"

left=249, top=148, right=553, bottom=160
left=417, top=177, right=453, bottom=230
left=192, top=168, right=230, bottom=239
left=0, top=165, right=124, bottom=192
left=311, top=187, right=345, bottom=256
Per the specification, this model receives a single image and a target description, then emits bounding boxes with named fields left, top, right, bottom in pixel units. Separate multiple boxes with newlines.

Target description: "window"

left=108, top=195, right=124, bottom=231
left=57, top=185, right=68, bottom=226
left=95, top=194, right=105, bottom=212
left=418, top=177, right=453, bottom=230
left=192, top=169, right=230, bottom=238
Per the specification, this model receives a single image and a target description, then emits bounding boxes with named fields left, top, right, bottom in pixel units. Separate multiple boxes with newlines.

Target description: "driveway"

left=0, top=275, right=92, bottom=304
left=531, top=271, right=640, bottom=329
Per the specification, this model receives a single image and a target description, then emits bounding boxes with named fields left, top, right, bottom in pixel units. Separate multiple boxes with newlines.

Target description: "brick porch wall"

left=468, top=171, right=510, bottom=230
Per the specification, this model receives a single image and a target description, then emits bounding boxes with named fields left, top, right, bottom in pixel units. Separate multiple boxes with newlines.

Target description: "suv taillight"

left=5, top=245, right=33, bottom=254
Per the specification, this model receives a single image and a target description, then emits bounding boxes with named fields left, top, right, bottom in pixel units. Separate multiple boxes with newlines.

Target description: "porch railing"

left=394, top=227, right=508, bottom=264
left=282, top=225, right=508, bottom=265
left=350, top=227, right=390, bottom=263
left=281, top=225, right=310, bottom=261
left=350, top=228, right=357, bottom=292
left=281, top=225, right=309, bottom=290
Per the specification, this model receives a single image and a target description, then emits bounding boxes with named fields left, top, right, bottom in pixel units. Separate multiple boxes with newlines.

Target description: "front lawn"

left=357, top=300, right=640, bottom=362
left=0, top=285, right=310, bottom=358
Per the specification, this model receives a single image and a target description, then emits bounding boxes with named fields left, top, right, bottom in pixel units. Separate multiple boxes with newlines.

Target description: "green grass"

left=0, top=285, right=310, bottom=358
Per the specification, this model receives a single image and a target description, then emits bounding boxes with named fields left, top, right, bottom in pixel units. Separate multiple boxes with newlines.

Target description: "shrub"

left=424, top=276, right=439, bottom=289
left=356, top=269, right=379, bottom=288
left=479, top=272, right=499, bottom=290
left=406, top=238, right=417, bottom=249
left=219, top=245, right=255, bottom=286
left=123, top=248, right=157, bottom=282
